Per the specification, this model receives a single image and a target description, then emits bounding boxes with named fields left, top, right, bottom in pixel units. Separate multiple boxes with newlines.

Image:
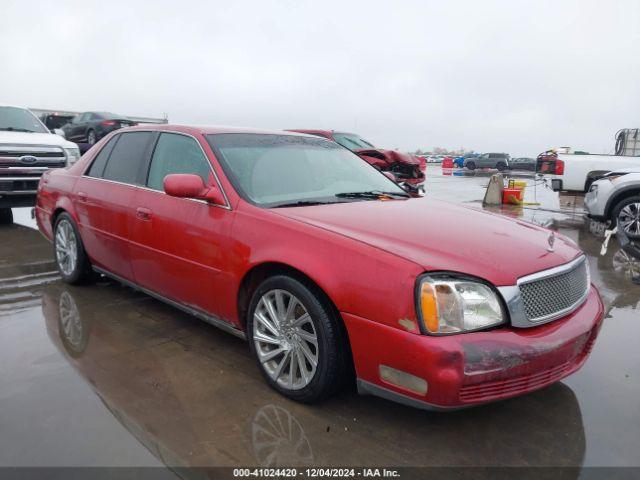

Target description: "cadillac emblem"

left=547, top=232, right=556, bottom=252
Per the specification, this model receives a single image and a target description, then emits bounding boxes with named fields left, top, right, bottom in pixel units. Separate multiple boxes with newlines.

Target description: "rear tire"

left=496, top=162, right=507, bottom=171
left=612, top=195, right=640, bottom=239
left=247, top=275, right=349, bottom=403
left=0, top=208, right=13, bottom=224
left=465, top=161, right=476, bottom=170
left=53, top=213, right=94, bottom=284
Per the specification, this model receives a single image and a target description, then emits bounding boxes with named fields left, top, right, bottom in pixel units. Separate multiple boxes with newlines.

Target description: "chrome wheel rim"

left=55, top=219, right=78, bottom=276
left=618, top=203, right=640, bottom=237
left=87, top=131, right=96, bottom=145
left=253, top=289, right=318, bottom=390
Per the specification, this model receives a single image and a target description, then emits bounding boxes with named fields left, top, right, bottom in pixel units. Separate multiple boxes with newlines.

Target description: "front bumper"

left=0, top=192, right=37, bottom=208
left=344, top=286, right=603, bottom=409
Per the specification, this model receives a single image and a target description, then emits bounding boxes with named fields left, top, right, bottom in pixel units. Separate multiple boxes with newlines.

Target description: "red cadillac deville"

left=36, top=125, right=603, bottom=410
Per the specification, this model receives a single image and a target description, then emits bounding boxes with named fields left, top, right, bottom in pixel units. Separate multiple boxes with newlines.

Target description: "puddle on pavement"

left=0, top=174, right=639, bottom=471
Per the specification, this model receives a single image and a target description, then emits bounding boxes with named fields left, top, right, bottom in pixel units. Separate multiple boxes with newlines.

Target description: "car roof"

left=286, top=129, right=359, bottom=137
left=126, top=124, right=315, bottom=137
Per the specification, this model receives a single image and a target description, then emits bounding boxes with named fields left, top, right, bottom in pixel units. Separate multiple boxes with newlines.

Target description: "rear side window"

left=86, top=135, right=118, bottom=178
left=102, top=132, right=154, bottom=184
left=146, top=133, right=212, bottom=191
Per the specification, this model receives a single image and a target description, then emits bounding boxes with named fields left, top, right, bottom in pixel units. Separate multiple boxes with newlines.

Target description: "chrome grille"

left=518, top=256, right=589, bottom=323
left=0, top=144, right=65, bottom=168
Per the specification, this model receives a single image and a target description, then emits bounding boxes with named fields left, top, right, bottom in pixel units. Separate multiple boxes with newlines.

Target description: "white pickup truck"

left=1, top=104, right=80, bottom=223
left=538, top=149, right=640, bottom=193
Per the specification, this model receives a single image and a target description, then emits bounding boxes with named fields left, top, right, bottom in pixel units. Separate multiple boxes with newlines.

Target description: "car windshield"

left=207, top=134, right=408, bottom=207
left=0, top=106, right=49, bottom=133
left=332, top=133, right=375, bottom=150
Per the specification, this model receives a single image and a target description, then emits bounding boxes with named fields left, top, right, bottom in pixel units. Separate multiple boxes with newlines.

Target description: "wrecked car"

left=287, top=129, right=426, bottom=191
left=36, top=125, right=603, bottom=410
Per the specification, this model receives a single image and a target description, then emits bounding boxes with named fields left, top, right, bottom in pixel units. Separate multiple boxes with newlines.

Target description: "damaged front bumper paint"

left=344, top=286, right=604, bottom=410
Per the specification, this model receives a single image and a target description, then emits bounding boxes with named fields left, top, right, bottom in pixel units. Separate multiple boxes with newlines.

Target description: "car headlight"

left=64, top=147, right=81, bottom=166
left=416, top=275, right=506, bottom=335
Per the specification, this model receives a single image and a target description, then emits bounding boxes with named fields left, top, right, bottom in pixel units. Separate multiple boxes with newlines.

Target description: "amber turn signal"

left=420, top=282, right=439, bottom=333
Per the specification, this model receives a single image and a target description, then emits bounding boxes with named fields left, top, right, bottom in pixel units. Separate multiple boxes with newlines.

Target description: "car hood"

left=275, top=198, right=582, bottom=286
left=607, top=167, right=640, bottom=175
left=354, top=148, right=421, bottom=167
left=0, top=131, right=77, bottom=148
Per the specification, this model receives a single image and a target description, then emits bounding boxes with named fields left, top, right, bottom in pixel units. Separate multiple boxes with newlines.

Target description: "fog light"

left=379, top=365, right=428, bottom=395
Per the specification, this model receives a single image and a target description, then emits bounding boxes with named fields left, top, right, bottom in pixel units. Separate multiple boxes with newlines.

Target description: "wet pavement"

left=1, top=166, right=639, bottom=475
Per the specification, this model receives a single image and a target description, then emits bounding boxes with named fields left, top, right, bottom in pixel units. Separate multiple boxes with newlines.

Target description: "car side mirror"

left=163, top=173, right=225, bottom=205
left=53, top=128, right=65, bottom=138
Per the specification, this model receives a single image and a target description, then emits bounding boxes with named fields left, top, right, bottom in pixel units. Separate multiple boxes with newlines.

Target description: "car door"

left=64, top=114, right=83, bottom=141
left=478, top=153, right=490, bottom=167
left=129, top=131, right=234, bottom=317
left=73, top=131, right=157, bottom=281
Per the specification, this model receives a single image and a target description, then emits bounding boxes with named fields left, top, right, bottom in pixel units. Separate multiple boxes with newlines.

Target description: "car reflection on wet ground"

left=0, top=166, right=638, bottom=475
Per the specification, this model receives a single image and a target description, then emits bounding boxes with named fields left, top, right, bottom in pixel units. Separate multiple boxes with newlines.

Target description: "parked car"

left=287, top=129, right=426, bottom=189
left=36, top=125, right=603, bottom=410
left=61, top=111, right=137, bottom=146
left=585, top=168, right=640, bottom=238
left=537, top=147, right=640, bottom=192
left=464, top=153, right=510, bottom=171
left=509, top=157, right=536, bottom=171
left=40, top=113, right=75, bottom=131
left=0, top=104, right=80, bottom=224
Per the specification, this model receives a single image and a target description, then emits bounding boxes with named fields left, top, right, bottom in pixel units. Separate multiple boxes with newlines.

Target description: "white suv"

left=1, top=105, right=80, bottom=223
left=585, top=168, right=640, bottom=238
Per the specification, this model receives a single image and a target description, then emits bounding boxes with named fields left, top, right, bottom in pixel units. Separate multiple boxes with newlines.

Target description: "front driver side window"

left=147, top=133, right=213, bottom=191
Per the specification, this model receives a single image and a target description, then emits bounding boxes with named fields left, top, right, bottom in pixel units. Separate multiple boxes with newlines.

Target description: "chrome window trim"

left=78, top=175, right=230, bottom=210
left=498, top=255, right=590, bottom=328
left=81, top=129, right=232, bottom=211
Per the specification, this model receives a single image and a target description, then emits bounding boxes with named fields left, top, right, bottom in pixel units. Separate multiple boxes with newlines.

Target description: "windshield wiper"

left=0, top=127, right=36, bottom=132
left=272, top=200, right=338, bottom=208
left=335, top=190, right=410, bottom=200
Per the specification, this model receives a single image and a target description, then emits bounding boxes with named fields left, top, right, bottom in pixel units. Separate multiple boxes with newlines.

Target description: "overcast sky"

left=2, top=0, right=638, bottom=156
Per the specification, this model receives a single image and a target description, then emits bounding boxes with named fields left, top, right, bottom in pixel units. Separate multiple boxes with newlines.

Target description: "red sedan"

left=36, top=125, right=603, bottom=409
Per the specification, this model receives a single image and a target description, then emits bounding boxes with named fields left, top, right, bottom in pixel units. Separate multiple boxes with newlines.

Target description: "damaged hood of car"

left=354, top=148, right=421, bottom=166
left=275, top=198, right=583, bottom=286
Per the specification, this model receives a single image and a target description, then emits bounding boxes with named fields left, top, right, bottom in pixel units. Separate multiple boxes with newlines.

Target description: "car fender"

left=604, top=184, right=640, bottom=219
left=227, top=206, right=423, bottom=332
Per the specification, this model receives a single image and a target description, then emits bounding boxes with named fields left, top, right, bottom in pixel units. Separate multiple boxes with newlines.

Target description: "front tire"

left=0, top=208, right=13, bottom=224
left=496, top=161, right=507, bottom=171
left=87, top=129, right=97, bottom=146
left=53, top=213, right=94, bottom=284
left=612, top=195, right=640, bottom=239
left=247, top=275, right=348, bottom=403
left=465, top=161, right=476, bottom=170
